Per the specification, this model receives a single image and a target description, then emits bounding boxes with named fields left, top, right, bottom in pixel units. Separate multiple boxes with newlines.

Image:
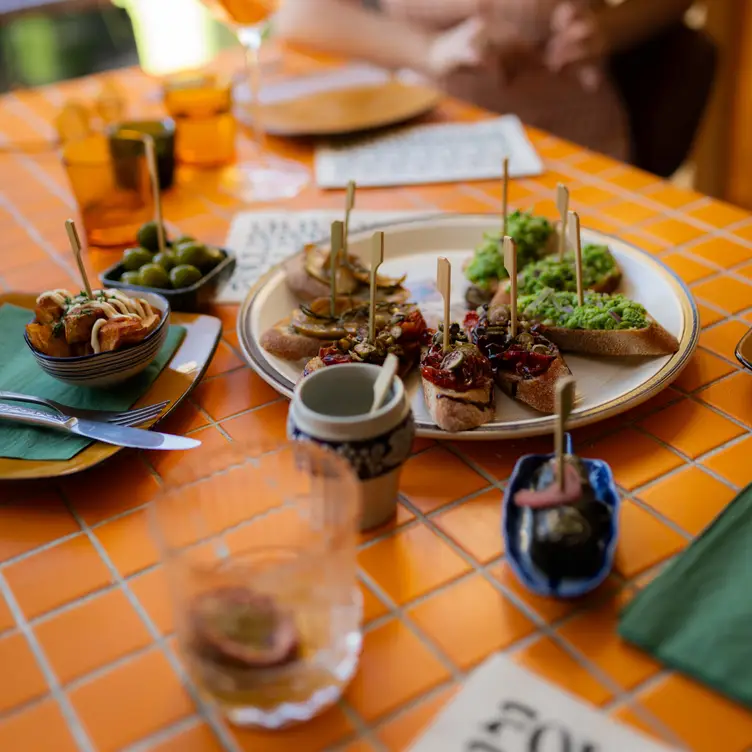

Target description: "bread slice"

left=540, top=319, right=679, bottom=356
left=422, top=378, right=495, bottom=433
left=495, top=353, right=571, bottom=414
left=260, top=320, right=333, bottom=361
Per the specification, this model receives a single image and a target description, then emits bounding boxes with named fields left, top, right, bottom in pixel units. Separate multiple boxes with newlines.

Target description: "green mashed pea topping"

left=519, top=289, right=650, bottom=330
left=516, top=244, right=617, bottom=296
left=465, top=210, right=554, bottom=287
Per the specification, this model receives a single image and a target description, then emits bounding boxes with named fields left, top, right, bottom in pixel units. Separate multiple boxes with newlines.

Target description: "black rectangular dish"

left=100, top=249, right=236, bottom=312
left=736, top=327, right=752, bottom=371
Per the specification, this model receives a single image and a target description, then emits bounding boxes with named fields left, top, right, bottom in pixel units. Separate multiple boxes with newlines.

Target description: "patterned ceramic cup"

left=287, top=363, right=415, bottom=531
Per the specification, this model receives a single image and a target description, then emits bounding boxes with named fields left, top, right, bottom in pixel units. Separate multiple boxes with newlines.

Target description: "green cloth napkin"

left=619, top=483, right=752, bottom=709
left=0, top=303, right=185, bottom=461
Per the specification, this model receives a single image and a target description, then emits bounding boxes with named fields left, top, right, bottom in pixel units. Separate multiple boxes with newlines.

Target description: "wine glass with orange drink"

left=199, top=0, right=309, bottom=201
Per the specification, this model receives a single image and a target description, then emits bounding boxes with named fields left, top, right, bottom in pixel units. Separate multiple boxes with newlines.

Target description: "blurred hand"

left=426, top=16, right=490, bottom=79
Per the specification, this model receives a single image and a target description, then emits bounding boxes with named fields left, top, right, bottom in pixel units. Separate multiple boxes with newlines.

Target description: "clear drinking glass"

left=149, top=441, right=363, bottom=728
left=197, top=0, right=309, bottom=201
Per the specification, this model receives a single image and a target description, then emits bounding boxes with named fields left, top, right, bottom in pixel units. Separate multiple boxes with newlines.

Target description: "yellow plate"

left=0, top=293, right=222, bottom=480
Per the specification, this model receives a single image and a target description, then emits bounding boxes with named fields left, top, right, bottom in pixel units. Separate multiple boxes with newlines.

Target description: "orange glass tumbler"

left=62, top=134, right=152, bottom=247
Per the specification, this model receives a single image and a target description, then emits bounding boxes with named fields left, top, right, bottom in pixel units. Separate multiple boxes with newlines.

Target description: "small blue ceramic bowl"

left=502, top=433, right=620, bottom=599
left=24, top=290, right=170, bottom=388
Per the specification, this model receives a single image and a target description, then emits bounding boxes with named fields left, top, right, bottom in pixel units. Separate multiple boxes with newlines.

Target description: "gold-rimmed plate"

left=0, top=293, right=222, bottom=479
left=237, top=215, right=699, bottom=440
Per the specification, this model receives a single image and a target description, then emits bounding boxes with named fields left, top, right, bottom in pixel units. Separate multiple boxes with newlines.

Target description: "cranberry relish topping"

left=420, top=343, right=492, bottom=391
left=464, top=306, right=557, bottom=380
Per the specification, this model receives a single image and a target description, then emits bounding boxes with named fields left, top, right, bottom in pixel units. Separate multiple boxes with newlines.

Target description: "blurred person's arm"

left=275, top=0, right=489, bottom=78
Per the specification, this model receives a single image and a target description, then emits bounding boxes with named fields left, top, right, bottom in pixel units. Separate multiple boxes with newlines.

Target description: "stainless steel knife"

left=0, top=403, right=201, bottom=450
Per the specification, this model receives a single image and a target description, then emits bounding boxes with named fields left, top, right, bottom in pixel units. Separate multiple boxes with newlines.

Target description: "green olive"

left=122, top=247, right=153, bottom=271
left=137, top=221, right=169, bottom=253
left=170, top=264, right=202, bottom=289
left=153, top=251, right=176, bottom=271
left=171, top=235, right=195, bottom=247
left=120, top=270, right=142, bottom=286
left=138, top=263, right=171, bottom=289
left=201, top=245, right=224, bottom=272
left=174, top=241, right=209, bottom=268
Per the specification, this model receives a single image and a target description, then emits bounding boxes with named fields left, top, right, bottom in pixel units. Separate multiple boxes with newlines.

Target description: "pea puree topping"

left=516, top=244, right=617, bottom=295
left=519, top=289, right=650, bottom=330
left=465, top=211, right=554, bottom=287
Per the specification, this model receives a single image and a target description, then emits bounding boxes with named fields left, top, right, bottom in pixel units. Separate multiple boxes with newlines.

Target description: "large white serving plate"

left=237, top=215, right=698, bottom=440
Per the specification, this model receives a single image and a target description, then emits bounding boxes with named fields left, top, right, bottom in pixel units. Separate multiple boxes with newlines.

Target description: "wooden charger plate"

left=0, top=293, right=222, bottom=480
left=238, top=215, right=700, bottom=440
left=259, top=79, right=442, bottom=136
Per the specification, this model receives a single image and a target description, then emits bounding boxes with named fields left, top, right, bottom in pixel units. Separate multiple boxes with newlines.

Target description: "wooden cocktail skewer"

left=65, top=218, right=92, bottom=298
left=501, top=156, right=509, bottom=237
left=437, top=256, right=451, bottom=353
left=141, top=134, right=167, bottom=257
left=503, top=236, right=518, bottom=339
left=344, top=180, right=356, bottom=258
left=556, top=183, right=569, bottom=262
left=370, top=353, right=399, bottom=413
left=368, top=231, right=384, bottom=343
left=568, top=210, right=584, bottom=306
left=329, top=221, right=343, bottom=318
left=555, top=376, right=576, bottom=492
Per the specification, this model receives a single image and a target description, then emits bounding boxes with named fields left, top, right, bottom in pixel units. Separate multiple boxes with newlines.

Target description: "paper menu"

left=315, top=115, right=544, bottom=189
left=408, top=655, right=676, bottom=752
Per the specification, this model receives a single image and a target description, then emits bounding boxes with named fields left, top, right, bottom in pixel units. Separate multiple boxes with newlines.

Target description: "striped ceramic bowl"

left=24, top=291, right=170, bottom=388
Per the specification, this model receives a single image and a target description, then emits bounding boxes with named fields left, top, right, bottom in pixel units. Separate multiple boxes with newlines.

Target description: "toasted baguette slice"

left=260, top=322, right=333, bottom=361
left=491, top=267, right=622, bottom=307
left=422, top=378, right=495, bottom=433
left=540, top=319, right=679, bottom=357
left=494, top=353, right=571, bottom=414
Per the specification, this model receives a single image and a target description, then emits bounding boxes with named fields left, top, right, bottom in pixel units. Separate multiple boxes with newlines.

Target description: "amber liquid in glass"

left=200, top=0, right=278, bottom=26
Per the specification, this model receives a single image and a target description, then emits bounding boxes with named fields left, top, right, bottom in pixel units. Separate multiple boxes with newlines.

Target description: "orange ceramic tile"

left=600, top=200, right=659, bottom=225
left=0, top=591, right=14, bottom=634
left=0, top=633, right=48, bottom=712
left=69, top=649, right=195, bottom=752
left=192, top=368, right=278, bottom=421
left=4, top=258, right=76, bottom=292
left=149, top=723, right=224, bottom=752
left=157, top=400, right=209, bottom=436
left=586, top=429, right=684, bottom=491
left=638, top=674, right=752, bottom=752
left=94, top=509, right=159, bottom=577
left=701, top=435, right=752, bottom=487
left=223, top=328, right=242, bottom=353
left=613, top=501, right=686, bottom=578
left=688, top=200, right=750, bottom=228
left=360, top=579, right=389, bottom=623
left=342, top=742, right=375, bottom=752
left=63, top=451, right=159, bottom=525
left=696, top=302, right=726, bottom=328
left=204, top=339, right=245, bottom=378
left=359, top=503, right=415, bottom=543
left=639, top=398, right=745, bottom=459
left=0, top=489, right=78, bottom=564
left=699, top=319, right=749, bottom=362
left=431, top=489, right=504, bottom=563
left=490, top=561, right=574, bottom=622
left=642, top=217, right=705, bottom=246
left=610, top=705, right=669, bottom=744
left=568, top=184, right=617, bottom=206
left=528, top=198, right=560, bottom=220
left=673, top=348, right=736, bottom=392
left=557, top=598, right=661, bottom=690
left=514, top=637, right=613, bottom=706
left=738, top=261, right=752, bottom=280
left=130, top=566, right=175, bottom=634
left=636, top=466, right=736, bottom=534
left=616, top=231, right=670, bottom=254
left=525, top=169, right=579, bottom=191
left=408, top=576, right=535, bottom=669
left=204, top=303, right=239, bottom=333
left=476, top=178, right=536, bottom=205
left=659, top=252, right=715, bottom=283
left=576, top=212, right=620, bottom=234
left=0, top=699, right=79, bottom=752
left=376, top=686, right=458, bottom=751
left=689, top=236, right=752, bottom=267
left=455, top=436, right=551, bottom=481
left=34, top=589, right=152, bottom=684
left=606, top=167, right=660, bottom=191
left=412, top=186, right=493, bottom=213
left=399, top=447, right=488, bottom=513
left=575, top=153, right=619, bottom=174
left=231, top=705, right=354, bottom=751
left=224, top=506, right=307, bottom=555
left=358, top=525, right=472, bottom=604
left=222, top=400, right=289, bottom=456
left=345, top=619, right=452, bottom=722
left=536, top=139, right=582, bottom=160
left=647, top=184, right=703, bottom=209
left=411, top=436, right=435, bottom=454
left=4, top=536, right=112, bottom=619
left=698, top=371, right=752, bottom=427
left=148, top=425, right=233, bottom=485
left=692, top=275, right=752, bottom=314
left=732, top=222, right=752, bottom=243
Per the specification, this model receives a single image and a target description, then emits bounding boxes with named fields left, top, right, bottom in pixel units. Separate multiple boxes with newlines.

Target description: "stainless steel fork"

left=0, top=392, right=169, bottom=426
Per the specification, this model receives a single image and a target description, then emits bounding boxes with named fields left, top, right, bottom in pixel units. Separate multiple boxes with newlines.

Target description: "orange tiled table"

left=2, top=50, right=752, bottom=752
